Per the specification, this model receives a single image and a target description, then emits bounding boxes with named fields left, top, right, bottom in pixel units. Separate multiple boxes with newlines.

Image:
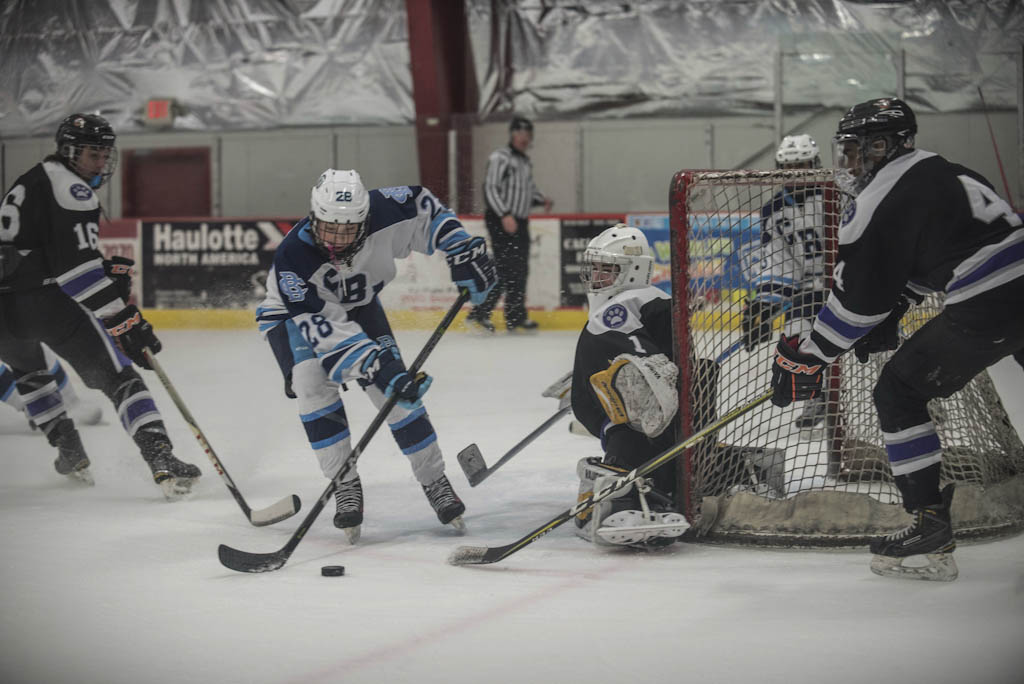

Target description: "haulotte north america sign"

left=141, top=219, right=294, bottom=308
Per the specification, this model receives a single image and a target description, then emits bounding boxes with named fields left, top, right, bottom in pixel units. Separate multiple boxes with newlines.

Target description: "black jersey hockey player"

left=257, top=169, right=497, bottom=542
left=0, top=113, right=200, bottom=497
left=770, top=97, right=1024, bottom=580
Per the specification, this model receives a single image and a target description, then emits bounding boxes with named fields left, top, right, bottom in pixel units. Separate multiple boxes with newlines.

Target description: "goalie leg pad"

left=573, top=457, right=634, bottom=544
left=589, top=353, right=679, bottom=437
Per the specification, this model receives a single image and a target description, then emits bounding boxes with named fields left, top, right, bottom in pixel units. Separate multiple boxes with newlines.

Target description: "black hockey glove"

left=741, top=300, right=783, bottom=351
left=852, top=291, right=921, bottom=364
left=103, top=256, right=135, bottom=302
left=283, top=372, right=296, bottom=399
left=104, top=304, right=161, bottom=370
left=770, top=334, right=826, bottom=407
left=446, top=236, right=497, bottom=305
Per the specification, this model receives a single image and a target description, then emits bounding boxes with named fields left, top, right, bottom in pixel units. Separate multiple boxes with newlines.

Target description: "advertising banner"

left=141, top=219, right=293, bottom=308
left=380, top=217, right=562, bottom=311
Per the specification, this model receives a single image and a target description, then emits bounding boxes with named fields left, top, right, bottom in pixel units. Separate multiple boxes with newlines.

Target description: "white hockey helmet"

left=309, top=169, right=371, bottom=266
left=580, top=224, right=654, bottom=299
left=775, top=134, right=821, bottom=169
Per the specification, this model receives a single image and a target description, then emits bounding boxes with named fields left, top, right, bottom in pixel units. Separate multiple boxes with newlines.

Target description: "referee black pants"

left=472, top=210, right=530, bottom=328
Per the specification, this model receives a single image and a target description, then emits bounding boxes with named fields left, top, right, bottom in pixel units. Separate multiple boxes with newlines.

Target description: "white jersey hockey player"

left=257, top=169, right=497, bottom=542
left=743, top=134, right=829, bottom=432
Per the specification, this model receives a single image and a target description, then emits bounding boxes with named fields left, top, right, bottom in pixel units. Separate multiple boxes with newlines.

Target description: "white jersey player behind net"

left=742, top=134, right=828, bottom=434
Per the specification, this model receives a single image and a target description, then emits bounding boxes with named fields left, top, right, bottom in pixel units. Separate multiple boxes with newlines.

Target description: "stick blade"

left=447, top=544, right=511, bottom=566
left=456, top=443, right=488, bottom=487
left=218, top=543, right=289, bottom=573
left=248, top=494, right=302, bottom=527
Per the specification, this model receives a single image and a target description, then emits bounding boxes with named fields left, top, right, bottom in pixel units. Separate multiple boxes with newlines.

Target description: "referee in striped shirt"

left=467, top=116, right=553, bottom=333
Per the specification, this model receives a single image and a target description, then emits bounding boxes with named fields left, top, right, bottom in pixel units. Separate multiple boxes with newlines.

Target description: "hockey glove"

left=770, top=334, right=825, bottom=407
left=741, top=300, right=783, bottom=351
left=446, top=236, right=497, bottom=306
left=103, top=256, right=135, bottom=302
left=366, top=347, right=433, bottom=409
left=853, top=291, right=921, bottom=364
left=104, top=304, right=161, bottom=370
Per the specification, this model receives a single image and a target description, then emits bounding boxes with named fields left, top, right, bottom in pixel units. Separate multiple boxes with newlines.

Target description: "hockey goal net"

left=670, top=168, right=1024, bottom=546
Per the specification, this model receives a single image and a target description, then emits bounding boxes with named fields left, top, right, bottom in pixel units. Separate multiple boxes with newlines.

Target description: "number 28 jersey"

left=257, top=185, right=472, bottom=385
left=0, top=161, right=124, bottom=317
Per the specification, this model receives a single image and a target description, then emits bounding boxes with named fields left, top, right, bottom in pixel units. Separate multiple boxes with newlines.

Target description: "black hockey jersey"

left=0, top=160, right=123, bottom=317
left=571, top=287, right=673, bottom=440
left=803, top=150, right=1024, bottom=362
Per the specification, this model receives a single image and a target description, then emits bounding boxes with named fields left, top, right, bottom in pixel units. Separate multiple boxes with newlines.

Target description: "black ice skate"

left=465, top=312, right=495, bottom=334
left=48, top=418, right=94, bottom=485
left=869, top=484, right=957, bottom=582
left=333, top=476, right=364, bottom=544
left=142, top=438, right=201, bottom=500
left=423, top=474, right=467, bottom=533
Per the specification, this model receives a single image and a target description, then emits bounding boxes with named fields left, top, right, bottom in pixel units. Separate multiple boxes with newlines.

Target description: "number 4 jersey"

left=0, top=161, right=124, bottom=318
left=803, top=149, right=1024, bottom=362
left=257, top=185, right=472, bottom=385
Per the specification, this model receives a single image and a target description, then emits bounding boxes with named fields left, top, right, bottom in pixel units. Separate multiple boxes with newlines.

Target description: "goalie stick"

left=448, top=390, right=773, bottom=566
left=143, top=349, right=301, bottom=527
left=457, top=405, right=571, bottom=486
left=217, top=290, right=470, bottom=573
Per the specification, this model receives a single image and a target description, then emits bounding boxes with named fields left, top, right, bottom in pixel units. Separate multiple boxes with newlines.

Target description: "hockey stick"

left=457, top=404, right=571, bottom=486
left=977, top=86, right=1016, bottom=210
left=217, top=290, right=470, bottom=573
left=142, top=349, right=301, bottom=526
left=448, top=390, right=773, bottom=566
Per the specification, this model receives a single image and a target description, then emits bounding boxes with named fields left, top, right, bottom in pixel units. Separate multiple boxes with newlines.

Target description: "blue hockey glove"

left=446, top=237, right=497, bottom=305
left=366, top=347, right=432, bottom=409
left=770, top=334, right=825, bottom=407
left=385, top=371, right=433, bottom=409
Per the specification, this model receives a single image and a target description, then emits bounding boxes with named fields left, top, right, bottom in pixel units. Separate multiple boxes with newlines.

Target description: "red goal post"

left=668, top=168, right=1024, bottom=546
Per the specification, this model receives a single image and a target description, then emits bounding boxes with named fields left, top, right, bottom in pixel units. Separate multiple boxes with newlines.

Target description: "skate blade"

left=67, top=467, right=95, bottom=486
left=795, top=425, right=825, bottom=442
left=158, top=477, right=196, bottom=501
left=596, top=511, right=689, bottom=545
left=870, top=551, right=958, bottom=582
left=447, top=516, right=467, bottom=534
left=342, top=525, right=361, bottom=544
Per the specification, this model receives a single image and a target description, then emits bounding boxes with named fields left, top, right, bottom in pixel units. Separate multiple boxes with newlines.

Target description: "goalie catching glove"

left=770, top=334, right=825, bottom=407
left=446, top=236, right=497, bottom=305
left=589, top=353, right=678, bottom=438
left=103, top=304, right=161, bottom=370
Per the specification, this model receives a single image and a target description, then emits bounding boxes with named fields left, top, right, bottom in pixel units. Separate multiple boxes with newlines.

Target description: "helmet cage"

left=311, top=216, right=368, bottom=268
left=580, top=249, right=630, bottom=294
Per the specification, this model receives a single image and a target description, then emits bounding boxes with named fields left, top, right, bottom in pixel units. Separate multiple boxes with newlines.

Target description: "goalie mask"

left=580, top=224, right=654, bottom=302
left=833, top=97, right=916, bottom=194
left=775, top=134, right=821, bottom=169
left=309, top=169, right=370, bottom=268
left=55, top=113, right=118, bottom=189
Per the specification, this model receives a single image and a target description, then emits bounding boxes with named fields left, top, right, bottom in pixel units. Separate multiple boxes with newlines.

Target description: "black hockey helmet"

left=55, top=113, right=118, bottom=188
left=509, top=115, right=534, bottom=133
left=833, top=98, right=916, bottom=191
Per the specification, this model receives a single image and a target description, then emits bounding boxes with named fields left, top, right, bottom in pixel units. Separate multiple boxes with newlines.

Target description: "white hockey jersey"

left=256, top=185, right=471, bottom=384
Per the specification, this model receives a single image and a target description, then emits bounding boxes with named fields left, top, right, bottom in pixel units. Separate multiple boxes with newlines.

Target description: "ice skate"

left=423, top=474, right=466, bottom=533
left=869, top=484, right=958, bottom=582
left=333, top=476, right=364, bottom=544
left=465, top=312, right=495, bottom=335
left=595, top=478, right=688, bottom=546
left=49, top=418, right=94, bottom=485
left=506, top=319, right=539, bottom=334
left=142, top=439, right=202, bottom=500
left=793, top=395, right=827, bottom=439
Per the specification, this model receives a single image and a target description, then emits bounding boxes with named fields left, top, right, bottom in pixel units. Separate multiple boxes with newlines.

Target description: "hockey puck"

left=321, top=565, right=345, bottom=577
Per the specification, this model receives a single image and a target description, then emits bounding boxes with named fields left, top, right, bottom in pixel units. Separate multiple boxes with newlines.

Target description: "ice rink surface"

left=1, top=327, right=1023, bottom=684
